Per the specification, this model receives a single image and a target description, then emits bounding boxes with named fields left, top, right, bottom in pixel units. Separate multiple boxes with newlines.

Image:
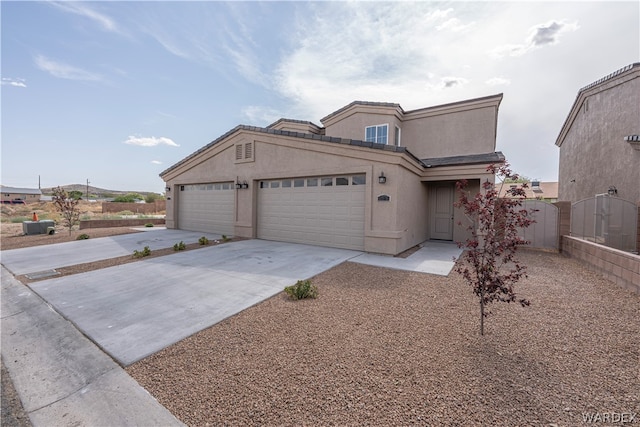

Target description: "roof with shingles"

left=320, top=101, right=402, bottom=123
left=160, top=124, right=421, bottom=177
left=0, top=186, right=42, bottom=195
left=421, top=152, right=505, bottom=168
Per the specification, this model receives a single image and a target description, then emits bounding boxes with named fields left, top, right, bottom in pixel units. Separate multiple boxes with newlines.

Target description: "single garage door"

left=177, top=183, right=235, bottom=235
left=258, top=174, right=366, bottom=250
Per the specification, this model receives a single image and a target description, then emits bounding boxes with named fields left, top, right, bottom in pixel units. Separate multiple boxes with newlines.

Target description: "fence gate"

left=517, top=200, right=559, bottom=250
left=571, top=194, right=638, bottom=252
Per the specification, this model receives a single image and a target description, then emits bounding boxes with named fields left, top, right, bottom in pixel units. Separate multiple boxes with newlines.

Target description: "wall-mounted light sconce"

left=378, top=172, right=387, bottom=184
left=241, top=181, right=249, bottom=189
left=235, top=182, right=242, bottom=190
left=165, top=186, right=171, bottom=192
left=607, top=186, right=618, bottom=196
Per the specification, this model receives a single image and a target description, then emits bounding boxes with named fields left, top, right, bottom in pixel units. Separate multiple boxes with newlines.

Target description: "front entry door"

left=430, top=183, right=454, bottom=240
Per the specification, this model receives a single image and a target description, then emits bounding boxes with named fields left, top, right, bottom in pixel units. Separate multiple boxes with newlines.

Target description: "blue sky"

left=2, top=1, right=638, bottom=193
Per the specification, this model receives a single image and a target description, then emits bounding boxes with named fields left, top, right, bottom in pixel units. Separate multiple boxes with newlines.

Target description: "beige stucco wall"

left=401, top=107, right=498, bottom=159
left=558, top=69, right=640, bottom=203
left=325, top=112, right=403, bottom=146
left=322, top=96, right=500, bottom=160
left=163, top=131, right=426, bottom=254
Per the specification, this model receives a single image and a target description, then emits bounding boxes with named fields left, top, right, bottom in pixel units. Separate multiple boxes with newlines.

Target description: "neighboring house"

left=1, top=186, right=42, bottom=203
left=556, top=63, right=640, bottom=203
left=160, top=94, right=505, bottom=255
left=498, top=181, right=558, bottom=202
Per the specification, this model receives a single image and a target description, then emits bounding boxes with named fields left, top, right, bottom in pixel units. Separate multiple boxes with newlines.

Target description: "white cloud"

left=1, top=78, right=27, bottom=88
left=440, top=76, right=469, bottom=89
left=151, top=160, right=163, bottom=164
left=241, top=106, right=285, bottom=126
left=124, top=136, right=179, bottom=147
left=485, top=77, right=511, bottom=86
left=436, top=17, right=475, bottom=32
left=490, top=19, right=579, bottom=58
left=48, top=1, right=121, bottom=34
left=34, top=55, right=103, bottom=81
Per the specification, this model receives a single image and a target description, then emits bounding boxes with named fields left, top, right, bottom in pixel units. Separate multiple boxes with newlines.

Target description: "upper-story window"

left=394, top=125, right=401, bottom=146
left=365, top=124, right=388, bottom=144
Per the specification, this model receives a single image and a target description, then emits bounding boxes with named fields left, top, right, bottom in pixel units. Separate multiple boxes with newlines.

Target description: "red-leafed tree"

left=52, top=186, right=82, bottom=235
left=454, top=163, right=534, bottom=335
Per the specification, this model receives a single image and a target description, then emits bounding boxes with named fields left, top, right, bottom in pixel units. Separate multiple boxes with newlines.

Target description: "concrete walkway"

left=1, top=266, right=184, bottom=426
left=350, top=240, right=463, bottom=275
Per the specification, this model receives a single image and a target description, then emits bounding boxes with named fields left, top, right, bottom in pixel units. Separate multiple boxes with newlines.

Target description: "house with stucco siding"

left=160, top=94, right=505, bottom=255
left=556, top=63, right=640, bottom=203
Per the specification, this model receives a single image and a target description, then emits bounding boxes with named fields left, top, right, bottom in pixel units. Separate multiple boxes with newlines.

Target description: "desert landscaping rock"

left=127, top=250, right=639, bottom=426
left=2, top=221, right=638, bottom=426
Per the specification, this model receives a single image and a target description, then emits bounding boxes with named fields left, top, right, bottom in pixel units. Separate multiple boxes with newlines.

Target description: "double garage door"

left=177, top=183, right=235, bottom=235
left=177, top=175, right=366, bottom=250
left=257, top=174, right=366, bottom=251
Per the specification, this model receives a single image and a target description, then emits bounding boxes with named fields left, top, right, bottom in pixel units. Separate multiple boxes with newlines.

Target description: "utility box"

left=23, top=220, right=55, bottom=235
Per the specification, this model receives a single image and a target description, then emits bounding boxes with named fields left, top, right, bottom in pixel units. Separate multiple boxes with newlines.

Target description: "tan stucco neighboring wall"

left=557, top=66, right=640, bottom=203
left=163, top=130, right=424, bottom=254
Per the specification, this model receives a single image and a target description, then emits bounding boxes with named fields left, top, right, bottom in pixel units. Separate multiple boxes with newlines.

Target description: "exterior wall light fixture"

left=242, top=181, right=249, bottom=189
left=235, top=182, right=242, bottom=190
left=607, top=186, right=618, bottom=196
left=165, top=186, right=171, bottom=192
left=378, top=172, right=387, bottom=184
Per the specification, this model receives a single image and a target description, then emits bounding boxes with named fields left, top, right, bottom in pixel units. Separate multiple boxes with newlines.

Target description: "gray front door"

left=430, top=183, right=454, bottom=240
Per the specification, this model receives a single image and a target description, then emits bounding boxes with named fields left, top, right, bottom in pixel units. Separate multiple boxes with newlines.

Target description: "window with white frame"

left=365, top=124, right=388, bottom=144
left=394, top=125, right=401, bottom=146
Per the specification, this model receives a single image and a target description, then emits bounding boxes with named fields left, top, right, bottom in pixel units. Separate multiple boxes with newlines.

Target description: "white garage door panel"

left=178, top=183, right=235, bottom=235
left=258, top=176, right=365, bottom=250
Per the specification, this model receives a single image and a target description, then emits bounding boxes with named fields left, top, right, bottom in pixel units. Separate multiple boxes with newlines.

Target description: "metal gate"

left=571, top=194, right=638, bottom=252
left=518, top=200, right=559, bottom=250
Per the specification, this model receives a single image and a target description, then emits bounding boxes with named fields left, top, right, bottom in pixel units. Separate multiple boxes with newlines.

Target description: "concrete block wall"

left=79, top=218, right=165, bottom=229
left=102, top=200, right=166, bottom=214
left=562, top=235, right=640, bottom=294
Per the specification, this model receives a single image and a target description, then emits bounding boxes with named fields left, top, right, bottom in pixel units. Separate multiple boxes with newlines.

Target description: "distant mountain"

left=40, top=185, right=160, bottom=198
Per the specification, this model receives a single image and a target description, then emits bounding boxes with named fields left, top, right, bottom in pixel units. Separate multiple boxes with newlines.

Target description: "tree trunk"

left=480, top=289, right=485, bottom=336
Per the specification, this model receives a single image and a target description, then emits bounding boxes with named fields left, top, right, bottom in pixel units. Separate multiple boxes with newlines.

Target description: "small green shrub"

left=199, top=236, right=209, bottom=245
left=133, top=246, right=151, bottom=258
left=284, top=280, right=318, bottom=300
left=173, top=241, right=186, bottom=251
left=145, top=223, right=154, bottom=227
left=221, top=234, right=230, bottom=242
left=76, top=234, right=90, bottom=240
left=116, top=210, right=135, bottom=216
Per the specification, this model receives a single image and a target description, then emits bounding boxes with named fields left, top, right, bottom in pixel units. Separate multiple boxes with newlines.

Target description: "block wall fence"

left=101, top=200, right=166, bottom=214
left=553, top=200, right=640, bottom=295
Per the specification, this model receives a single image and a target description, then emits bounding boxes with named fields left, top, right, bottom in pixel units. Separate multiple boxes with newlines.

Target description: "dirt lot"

left=2, top=220, right=638, bottom=426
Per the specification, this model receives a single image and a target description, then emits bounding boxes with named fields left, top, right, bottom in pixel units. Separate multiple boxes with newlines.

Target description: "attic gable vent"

left=234, top=141, right=255, bottom=164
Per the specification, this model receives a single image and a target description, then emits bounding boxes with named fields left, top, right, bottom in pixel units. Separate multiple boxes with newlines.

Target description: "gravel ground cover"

left=128, top=250, right=640, bottom=426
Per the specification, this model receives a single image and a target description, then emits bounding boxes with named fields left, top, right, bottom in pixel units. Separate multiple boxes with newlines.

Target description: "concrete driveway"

left=27, top=239, right=360, bottom=366
left=1, top=228, right=222, bottom=276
